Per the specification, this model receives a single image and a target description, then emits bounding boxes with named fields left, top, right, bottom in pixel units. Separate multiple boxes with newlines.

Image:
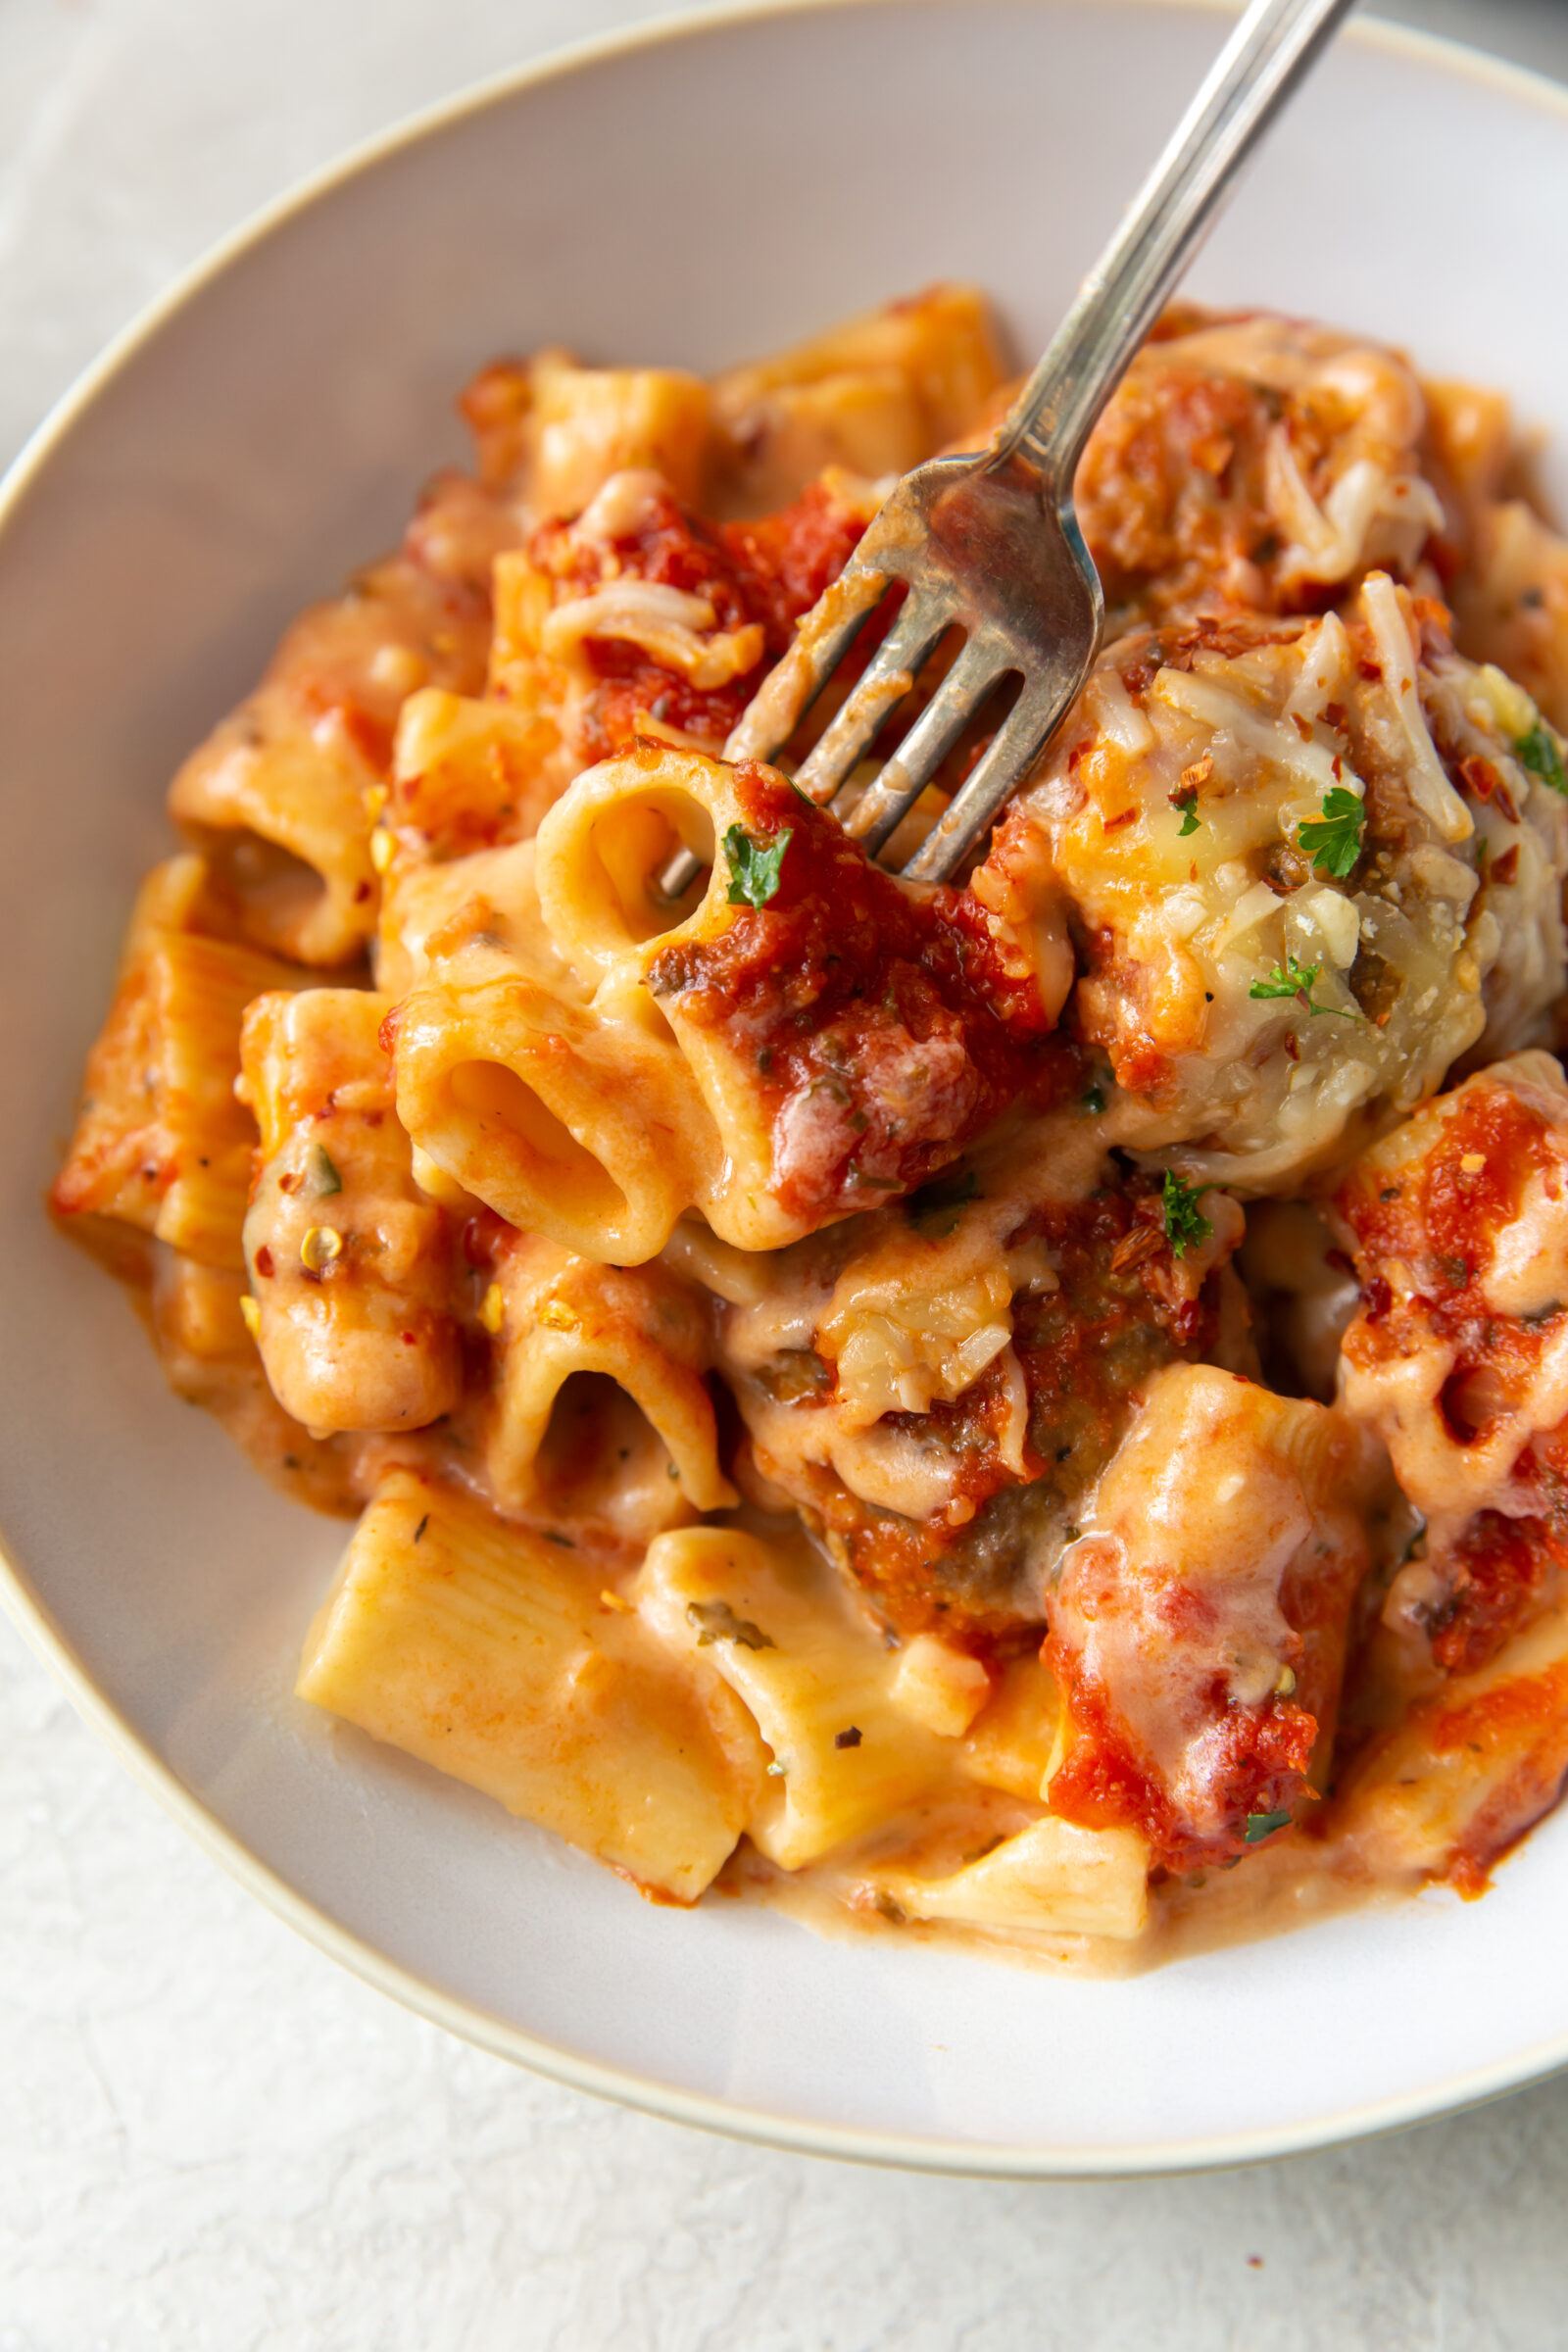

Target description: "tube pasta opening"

left=532, top=748, right=808, bottom=1252
left=520, top=1373, right=705, bottom=1539
left=482, top=1238, right=735, bottom=1530
left=298, top=1467, right=762, bottom=1904
left=240, top=989, right=462, bottom=1437
left=395, top=973, right=704, bottom=1263
left=535, top=748, right=729, bottom=980
left=198, top=831, right=339, bottom=962
left=170, top=699, right=377, bottom=967
left=451, top=1060, right=628, bottom=1218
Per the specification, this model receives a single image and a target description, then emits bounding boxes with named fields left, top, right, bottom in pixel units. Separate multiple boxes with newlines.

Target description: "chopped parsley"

left=724, top=823, right=792, bottom=909
left=310, top=1144, right=343, bottom=1195
left=1161, top=1168, right=1216, bottom=1259
left=1516, top=723, right=1568, bottom=796
left=687, top=1598, right=775, bottom=1652
left=1244, top=1809, right=1294, bottom=1843
left=1249, top=955, right=1363, bottom=1021
left=1297, top=786, right=1366, bottom=880
left=1081, top=1082, right=1106, bottom=1116
left=1172, top=787, right=1201, bottom=837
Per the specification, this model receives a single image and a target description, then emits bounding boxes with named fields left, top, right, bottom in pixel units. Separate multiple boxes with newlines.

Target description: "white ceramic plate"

left=7, top=0, right=1568, bottom=2177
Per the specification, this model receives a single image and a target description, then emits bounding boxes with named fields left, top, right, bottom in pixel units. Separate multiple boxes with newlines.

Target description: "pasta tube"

left=538, top=743, right=1054, bottom=1249
left=298, top=1468, right=763, bottom=1903
left=464, top=347, right=710, bottom=516
left=240, top=989, right=461, bottom=1436
left=1337, top=1594, right=1568, bottom=1895
left=873, top=1817, right=1151, bottom=1942
left=169, top=472, right=509, bottom=964
left=51, top=858, right=299, bottom=1271
left=481, top=1232, right=736, bottom=1530
left=393, top=965, right=713, bottom=1265
left=634, top=1525, right=950, bottom=1869
left=386, top=687, right=570, bottom=864
left=708, top=282, right=1004, bottom=515
left=1045, top=1364, right=1375, bottom=1871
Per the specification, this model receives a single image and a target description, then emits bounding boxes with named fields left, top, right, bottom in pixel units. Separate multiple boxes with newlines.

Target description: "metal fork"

left=658, top=0, right=1356, bottom=899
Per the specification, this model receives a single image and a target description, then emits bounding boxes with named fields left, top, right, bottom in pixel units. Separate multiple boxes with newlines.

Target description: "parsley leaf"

left=1081, top=1083, right=1106, bottom=1116
left=1250, top=953, right=1320, bottom=1004
left=1244, top=1809, right=1293, bottom=1843
left=686, top=1598, right=775, bottom=1652
left=1172, top=788, right=1201, bottom=838
left=1517, top=723, right=1568, bottom=796
left=1297, top=786, right=1366, bottom=880
left=1161, top=1169, right=1215, bottom=1259
left=724, top=823, right=792, bottom=909
left=1249, top=955, right=1364, bottom=1021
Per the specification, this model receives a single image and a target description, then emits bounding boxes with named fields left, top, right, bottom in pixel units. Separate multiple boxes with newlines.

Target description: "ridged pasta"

left=466, top=348, right=710, bottom=516
left=633, top=1524, right=951, bottom=1869
left=386, top=687, right=568, bottom=864
left=1044, top=1364, right=1374, bottom=1870
left=394, top=962, right=711, bottom=1264
left=531, top=741, right=1059, bottom=1254
left=480, top=1231, right=735, bottom=1530
left=873, top=1816, right=1151, bottom=1942
left=299, top=1468, right=763, bottom=1902
left=51, top=858, right=300, bottom=1271
left=958, top=1653, right=1064, bottom=1800
left=1337, top=1596, right=1568, bottom=1895
left=708, top=281, right=1004, bottom=516
left=168, top=471, right=514, bottom=965
left=240, top=989, right=461, bottom=1435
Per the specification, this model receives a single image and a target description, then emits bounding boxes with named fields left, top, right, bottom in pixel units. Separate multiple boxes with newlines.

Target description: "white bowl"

left=7, top=0, right=1568, bottom=2177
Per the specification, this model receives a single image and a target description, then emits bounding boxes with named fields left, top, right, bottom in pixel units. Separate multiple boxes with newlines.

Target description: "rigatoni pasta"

left=50, top=284, right=1568, bottom=1964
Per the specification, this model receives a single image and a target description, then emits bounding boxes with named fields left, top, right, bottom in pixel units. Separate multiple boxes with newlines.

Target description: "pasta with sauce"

left=51, top=283, right=1568, bottom=1962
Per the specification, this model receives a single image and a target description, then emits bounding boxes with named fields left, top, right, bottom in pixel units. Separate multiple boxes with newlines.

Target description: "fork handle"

left=995, top=0, right=1358, bottom=491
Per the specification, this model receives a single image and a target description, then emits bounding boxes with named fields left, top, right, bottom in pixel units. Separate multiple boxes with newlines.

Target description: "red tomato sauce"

left=530, top=480, right=869, bottom=760
left=647, top=760, right=1068, bottom=1221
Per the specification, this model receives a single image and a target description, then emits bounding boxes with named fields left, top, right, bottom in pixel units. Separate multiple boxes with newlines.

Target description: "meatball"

left=978, top=580, right=1568, bottom=1190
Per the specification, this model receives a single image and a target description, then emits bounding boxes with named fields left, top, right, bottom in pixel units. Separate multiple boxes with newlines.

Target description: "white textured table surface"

left=8, top=4, right=1568, bottom=2345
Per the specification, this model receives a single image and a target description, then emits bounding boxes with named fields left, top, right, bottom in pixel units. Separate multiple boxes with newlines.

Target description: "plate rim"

left=6, top=0, right=1568, bottom=2178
